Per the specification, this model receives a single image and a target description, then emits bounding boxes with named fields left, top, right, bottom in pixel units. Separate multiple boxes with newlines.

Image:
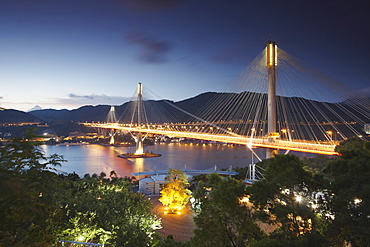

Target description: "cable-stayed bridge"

left=83, top=42, right=369, bottom=159
left=84, top=122, right=338, bottom=156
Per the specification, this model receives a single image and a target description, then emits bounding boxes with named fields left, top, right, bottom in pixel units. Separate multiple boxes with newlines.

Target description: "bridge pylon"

left=266, top=41, right=279, bottom=158
left=134, top=83, right=145, bottom=155
left=107, top=106, right=118, bottom=145
left=119, top=83, right=161, bottom=158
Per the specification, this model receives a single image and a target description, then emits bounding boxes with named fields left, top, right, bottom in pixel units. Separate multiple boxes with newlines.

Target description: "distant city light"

left=354, top=198, right=362, bottom=204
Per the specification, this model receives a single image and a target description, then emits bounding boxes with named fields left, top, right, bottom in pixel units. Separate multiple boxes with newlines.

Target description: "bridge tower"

left=106, top=106, right=118, bottom=145
left=134, top=83, right=144, bottom=155
left=266, top=41, right=278, bottom=158
left=117, top=83, right=161, bottom=159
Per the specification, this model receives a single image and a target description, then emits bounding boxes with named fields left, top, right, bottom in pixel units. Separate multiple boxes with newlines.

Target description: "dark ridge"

left=0, top=109, right=43, bottom=123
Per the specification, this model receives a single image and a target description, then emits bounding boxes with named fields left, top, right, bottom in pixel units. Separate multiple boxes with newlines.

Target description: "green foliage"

left=247, top=154, right=326, bottom=243
left=159, top=235, right=190, bottom=247
left=57, top=178, right=161, bottom=246
left=249, top=232, right=328, bottom=247
left=302, top=155, right=331, bottom=173
left=0, top=130, right=161, bottom=246
left=191, top=173, right=263, bottom=247
left=248, top=143, right=370, bottom=246
left=0, top=131, right=66, bottom=246
left=159, top=169, right=191, bottom=212
left=322, top=138, right=370, bottom=246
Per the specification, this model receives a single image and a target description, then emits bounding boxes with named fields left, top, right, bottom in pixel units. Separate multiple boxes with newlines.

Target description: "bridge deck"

left=132, top=169, right=238, bottom=176
left=83, top=123, right=339, bottom=155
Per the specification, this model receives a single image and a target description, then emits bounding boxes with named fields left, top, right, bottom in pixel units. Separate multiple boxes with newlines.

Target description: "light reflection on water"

left=41, top=143, right=263, bottom=177
left=42, top=143, right=316, bottom=177
left=42, top=144, right=134, bottom=177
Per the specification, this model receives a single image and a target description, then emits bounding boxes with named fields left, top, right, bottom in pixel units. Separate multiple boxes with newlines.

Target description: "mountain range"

left=0, top=91, right=368, bottom=137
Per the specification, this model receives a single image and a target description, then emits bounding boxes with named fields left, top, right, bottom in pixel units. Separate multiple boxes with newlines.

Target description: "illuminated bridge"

left=83, top=41, right=369, bottom=159
left=84, top=122, right=338, bottom=156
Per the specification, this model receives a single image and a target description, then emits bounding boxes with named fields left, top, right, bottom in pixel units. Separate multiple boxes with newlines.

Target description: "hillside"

left=0, top=109, right=43, bottom=123
left=12, top=91, right=367, bottom=124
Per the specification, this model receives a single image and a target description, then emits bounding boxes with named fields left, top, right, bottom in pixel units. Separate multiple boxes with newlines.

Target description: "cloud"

left=66, top=93, right=130, bottom=103
left=124, top=30, right=172, bottom=63
left=58, top=93, right=131, bottom=107
left=68, top=93, right=100, bottom=99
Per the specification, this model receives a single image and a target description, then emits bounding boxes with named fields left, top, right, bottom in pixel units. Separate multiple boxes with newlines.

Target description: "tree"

left=0, top=130, right=66, bottom=246
left=159, top=235, right=190, bottom=247
left=57, top=177, right=162, bottom=246
left=0, top=129, right=162, bottom=246
left=322, top=138, right=370, bottom=246
left=302, top=155, right=331, bottom=173
left=190, top=173, right=263, bottom=247
left=159, top=169, right=191, bottom=214
left=247, top=154, right=327, bottom=245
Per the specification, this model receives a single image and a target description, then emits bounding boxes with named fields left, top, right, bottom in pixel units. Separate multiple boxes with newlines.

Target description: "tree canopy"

left=159, top=168, right=191, bottom=214
left=247, top=139, right=370, bottom=246
left=57, top=177, right=161, bottom=246
left=0, top=131, right=66, bottom=246
left=322, top=138, right=370, bottom=246
left=0, top=131, right=161, bottom=246
left=191, top=174, right=263, bottom=247
left=246, top=154, right=328, bottom=246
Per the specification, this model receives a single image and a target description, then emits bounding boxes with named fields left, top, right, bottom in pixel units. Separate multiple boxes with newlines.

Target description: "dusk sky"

left=1, top=0, right=369, bottom=111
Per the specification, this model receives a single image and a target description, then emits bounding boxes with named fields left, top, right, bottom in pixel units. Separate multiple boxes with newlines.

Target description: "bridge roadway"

left=83, top=123, right=339, bottom=156
left=132, top=169, right=238, bottom=176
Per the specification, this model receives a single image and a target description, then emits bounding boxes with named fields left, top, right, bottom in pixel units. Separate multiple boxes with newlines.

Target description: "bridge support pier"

left=109, top=135, right=115, bottom=145
left=266, top=41, right=278, bottom=158
left=134, top=132, right=144, bottom=155
left=106, top=106, right=118, bottom=145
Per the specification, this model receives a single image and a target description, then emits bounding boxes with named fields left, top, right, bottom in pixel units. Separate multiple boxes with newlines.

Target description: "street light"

left=326, top=130, right=333, bottom=141
left=281, top=129, right=287, bottom=139
left=295, top=195, right=302, bottom=203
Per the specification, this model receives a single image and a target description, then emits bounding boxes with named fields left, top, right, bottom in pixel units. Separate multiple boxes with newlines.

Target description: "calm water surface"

left=41, top=143, right=265, bottom=177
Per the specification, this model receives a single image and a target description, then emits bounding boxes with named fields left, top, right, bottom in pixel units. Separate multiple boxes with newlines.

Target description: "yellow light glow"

left=138, top=83, right=142, bottom=95
left=239, top=197, right=249, bottom=203
left=266, top=42, right=277, bottom=67
left=270, top=43, right=273, bottom=66
left=275, top=44, right=278, bottom=65
left=354, top=198, right=362, bottom=204
left=311, top=203, right=318, bottom=209
left=83, top=123, right=340, bottom=155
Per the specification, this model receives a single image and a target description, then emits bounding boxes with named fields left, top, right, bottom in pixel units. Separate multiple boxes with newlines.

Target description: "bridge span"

left=83, top=123, right=339, bottom=155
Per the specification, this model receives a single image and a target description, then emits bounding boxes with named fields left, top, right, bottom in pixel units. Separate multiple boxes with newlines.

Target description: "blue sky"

left=1, top=0, right=369, bottom=111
